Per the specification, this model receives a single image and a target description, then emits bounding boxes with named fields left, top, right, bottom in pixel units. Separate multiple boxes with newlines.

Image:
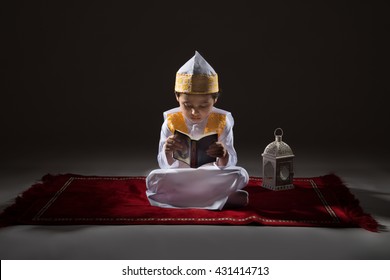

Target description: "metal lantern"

left=262, top=128, right=295, bottom=191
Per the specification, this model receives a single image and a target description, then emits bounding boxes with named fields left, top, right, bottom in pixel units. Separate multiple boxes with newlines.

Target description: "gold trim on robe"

left=167, top=112, right=226, bottom=137
left=167, top=112, right=188, bottom=134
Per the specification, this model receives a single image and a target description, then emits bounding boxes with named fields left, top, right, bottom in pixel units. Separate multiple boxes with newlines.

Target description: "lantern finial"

left=274, top=128, right=283, bottom=142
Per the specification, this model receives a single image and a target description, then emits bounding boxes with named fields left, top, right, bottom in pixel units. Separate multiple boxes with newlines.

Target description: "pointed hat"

left=174, top=51, right=219, bottom=94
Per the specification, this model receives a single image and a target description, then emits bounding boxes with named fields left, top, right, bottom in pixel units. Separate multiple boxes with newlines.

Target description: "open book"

left=173, top=130, right=218, bottom=168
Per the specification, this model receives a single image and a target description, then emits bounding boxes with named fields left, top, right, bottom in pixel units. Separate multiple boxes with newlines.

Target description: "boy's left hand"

left=207, top=142, right=227, bottom=159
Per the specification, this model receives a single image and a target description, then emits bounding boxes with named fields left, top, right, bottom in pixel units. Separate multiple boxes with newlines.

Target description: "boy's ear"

left=213, top=97, right=218, bottom=104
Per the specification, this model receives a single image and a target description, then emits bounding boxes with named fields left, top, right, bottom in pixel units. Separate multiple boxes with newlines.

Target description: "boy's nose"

left=191, top=108, right=199, bottom=115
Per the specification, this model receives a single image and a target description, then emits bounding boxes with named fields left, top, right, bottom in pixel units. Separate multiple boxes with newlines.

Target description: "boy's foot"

left=224, top=190, right=249, bottom=209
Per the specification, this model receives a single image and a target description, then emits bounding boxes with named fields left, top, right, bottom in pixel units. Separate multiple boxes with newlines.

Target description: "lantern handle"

left=274, top=128, right=283, bottom=142
left=274, top=128, right=283, bottom=137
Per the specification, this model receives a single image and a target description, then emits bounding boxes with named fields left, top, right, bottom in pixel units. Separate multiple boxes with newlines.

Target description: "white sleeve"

left=218, top=113, right=238, bottom=167
left=157, top=119, right=180, bottom=169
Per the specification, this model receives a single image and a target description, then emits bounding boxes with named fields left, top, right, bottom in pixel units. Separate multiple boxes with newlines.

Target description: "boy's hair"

left=175, top=92, right=220, bottom=100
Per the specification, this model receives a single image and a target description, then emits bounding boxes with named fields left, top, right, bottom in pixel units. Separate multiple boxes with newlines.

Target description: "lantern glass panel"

left=264, top=161, right=274, bottom=180
left=280, top=165, right=289, bottom=180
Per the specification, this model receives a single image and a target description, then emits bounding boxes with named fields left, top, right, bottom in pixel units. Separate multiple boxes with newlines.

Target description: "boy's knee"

left=233, top=167, right=249, bottom=186
left=146, top=169, right=164, bottom=191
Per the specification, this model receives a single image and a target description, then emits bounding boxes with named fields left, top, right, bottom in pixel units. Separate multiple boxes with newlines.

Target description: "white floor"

left=0, top=149, right=389, bottom=259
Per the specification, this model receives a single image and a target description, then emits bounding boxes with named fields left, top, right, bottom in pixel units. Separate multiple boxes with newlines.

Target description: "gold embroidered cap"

left=175, top=51, right=219, bottom=94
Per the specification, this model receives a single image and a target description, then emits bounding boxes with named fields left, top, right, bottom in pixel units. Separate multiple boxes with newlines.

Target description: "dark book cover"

left=173, top=130, right=218, bottom=168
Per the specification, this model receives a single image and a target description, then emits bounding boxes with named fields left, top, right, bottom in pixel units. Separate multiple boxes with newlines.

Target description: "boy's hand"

left=207, top=142, right=227, bottom=159
left=164, top=135, right=183, bottom=153
left=207, top=142, right=229, bottom=166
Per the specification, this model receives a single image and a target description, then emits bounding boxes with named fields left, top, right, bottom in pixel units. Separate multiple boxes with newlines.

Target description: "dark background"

left=1, top=0, right=388, bottom=164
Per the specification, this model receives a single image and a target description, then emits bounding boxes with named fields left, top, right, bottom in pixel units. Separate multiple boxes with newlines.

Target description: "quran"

left=173, top=130, right=218, bottom=168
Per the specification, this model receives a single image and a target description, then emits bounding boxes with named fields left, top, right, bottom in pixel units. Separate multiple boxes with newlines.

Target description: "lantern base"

left=262, top=183, right=295, bottom=191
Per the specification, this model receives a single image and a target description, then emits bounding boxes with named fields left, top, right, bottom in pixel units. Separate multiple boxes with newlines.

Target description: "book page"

left=196, top=133, right=218, bottom=167
left=173, top=130, right=191, bottom=166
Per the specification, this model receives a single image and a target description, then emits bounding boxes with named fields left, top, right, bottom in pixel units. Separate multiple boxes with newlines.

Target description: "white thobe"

left=146, top=107, right=249, bottom=210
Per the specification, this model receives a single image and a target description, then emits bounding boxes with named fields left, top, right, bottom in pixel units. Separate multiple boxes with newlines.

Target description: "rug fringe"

left=321, top=173, right=381, bottom=232
left=0, top=174, right=54, bottom=227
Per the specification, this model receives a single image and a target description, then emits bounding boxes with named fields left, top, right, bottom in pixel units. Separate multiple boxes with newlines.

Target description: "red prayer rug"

left=0, top=174, right=379, bottom=231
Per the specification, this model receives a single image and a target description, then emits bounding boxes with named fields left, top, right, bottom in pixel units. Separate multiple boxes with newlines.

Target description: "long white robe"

left=146, top=107, right=249, bottom=210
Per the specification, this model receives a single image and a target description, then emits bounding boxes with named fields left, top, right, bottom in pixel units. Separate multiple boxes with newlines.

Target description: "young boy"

left=146, top=51, right=249, bottom=210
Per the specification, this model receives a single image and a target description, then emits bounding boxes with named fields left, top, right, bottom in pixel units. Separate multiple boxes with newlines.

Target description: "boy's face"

left=176, top=94, right=217, bottom=124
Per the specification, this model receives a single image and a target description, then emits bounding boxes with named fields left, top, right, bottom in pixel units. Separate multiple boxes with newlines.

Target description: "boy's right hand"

left=164, top=135, right=183, bottom=153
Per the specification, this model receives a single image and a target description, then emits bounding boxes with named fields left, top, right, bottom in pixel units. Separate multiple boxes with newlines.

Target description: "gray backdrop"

left=1, top=0, right=388, bottom=164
